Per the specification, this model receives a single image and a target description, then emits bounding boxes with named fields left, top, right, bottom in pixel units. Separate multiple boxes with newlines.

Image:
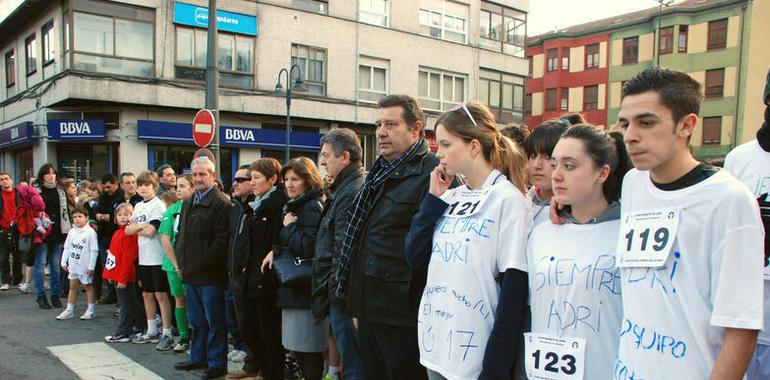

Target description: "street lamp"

left=654, top=0, right=675, bottom=66
left=275, top=64, right=308, bottom=163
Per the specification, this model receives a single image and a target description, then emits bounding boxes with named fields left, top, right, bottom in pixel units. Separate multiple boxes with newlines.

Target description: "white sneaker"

left=229, top=350, right=247, bottom=363
left=80, top=310, right=95, bottom=320
left=0, top=283, right=10, bottom=291
left=17, top=283, right=29, bottom=293
left=56, top=309, right=74, bottom=320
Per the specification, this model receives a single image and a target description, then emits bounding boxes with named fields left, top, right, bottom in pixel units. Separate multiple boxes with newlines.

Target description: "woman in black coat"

left=261, top=157, right=325, bottom=380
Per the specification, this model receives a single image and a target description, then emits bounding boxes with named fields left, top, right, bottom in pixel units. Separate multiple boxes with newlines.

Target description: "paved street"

left=0, top=287, right=241, bottom=380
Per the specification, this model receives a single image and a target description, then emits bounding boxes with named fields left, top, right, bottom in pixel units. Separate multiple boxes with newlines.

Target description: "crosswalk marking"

left=48, top=342, right=164, bottom=380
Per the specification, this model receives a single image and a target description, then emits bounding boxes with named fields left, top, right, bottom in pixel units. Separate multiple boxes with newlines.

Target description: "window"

left=562, top=47, right=570, bottom=70
left=585, top=43, right=599, bottom=69
left=175, top=27, right=255, bottom=88
left=25, top=34, right=37, bottom=75
left=292, top=44, right=327, bottom=96
left=418, top=67, right=465, bottom=110
left=479, top=1, right=526, bottom=58
left=705, top=68, right=725, bottom=99
left=41, top=20, right=55, bottom=65
left=71, top=1, right=154, bottom=77
left=659, top=26, right=673, bottom=55
left=583, top=85, right=598, bottom=110
left=702, top=116, right=721, bottom=145
left=359, top=56, right=388, bottom=102
left=623, top=37, right=638, bottom=65
left=707, top=19, right=727, bottom=51
left=561, top=88, right=569, bottom=111
left=478, top=69, right=524, bottom=123
left=293, top=0, right=328, bottom=14
left=524, top=93, right=532, bottom=116
left=360, top=0, right=389, bottom=26
left=545, top=88, right=557, bottom=111
left=419, top=0, right=469, bottom=43
left=678, top=25, right=688, bottom=53
left=4, top=50, right=14, bottom=87
left=528, top=57, right=533, bottom=77
left=546, top=49, right=558, bottom=72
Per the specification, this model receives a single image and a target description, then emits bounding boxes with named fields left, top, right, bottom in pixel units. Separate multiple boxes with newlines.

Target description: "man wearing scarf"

left=332, top=95, right=439, bottom=380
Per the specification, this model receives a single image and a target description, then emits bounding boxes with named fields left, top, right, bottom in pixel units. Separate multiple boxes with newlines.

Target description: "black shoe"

left=200, top=367, right=226, bottom=379
left=175, top=361, right=207, bottom=371
left=50, top=298, right=63, bottom=308
left=97, top=295, right=117, bottom=305
left=37, top=296, right=51, bottom=309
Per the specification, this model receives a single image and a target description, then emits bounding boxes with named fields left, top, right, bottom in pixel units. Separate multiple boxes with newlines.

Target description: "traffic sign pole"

left=206, top=0, right=220, bottom=176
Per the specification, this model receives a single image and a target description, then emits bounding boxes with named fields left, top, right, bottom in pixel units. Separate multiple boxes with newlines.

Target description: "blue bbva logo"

left=194, top=8, right=209, bottom=25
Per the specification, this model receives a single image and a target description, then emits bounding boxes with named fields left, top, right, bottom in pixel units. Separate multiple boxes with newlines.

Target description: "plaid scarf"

left=332, top=139, right=426, bottom=302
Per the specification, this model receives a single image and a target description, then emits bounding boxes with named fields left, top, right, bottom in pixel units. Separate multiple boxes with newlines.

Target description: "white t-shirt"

left=614, top=169, right=764, bottom=380
left=724, top=139, right=770, bottom=345
left=418, top=170, right=531, bottom=380
left=132, top=197, right=166, bottom=266
left=60, top=225, right=99, bottom=275
left=528, top=218, right=623, bottom=380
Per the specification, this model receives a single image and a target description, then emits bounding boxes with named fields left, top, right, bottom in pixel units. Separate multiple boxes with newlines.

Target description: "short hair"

left=0, top=172, right=11, bottom=178
left=101, top=173, right=119, bottom=184
left=136, top=171, right=159, bottom=189
left=560, top=113, right=588, bottom=126
left=280, top=157, right=323, bottom=193
left=320, top=128, right=363, bottom=163
left=378, top=94, right=425, bottom=138
left=190, top=156, right=216, bottom=174
left=523, top=120, right=569, bottom=158
left=160, top=191, right=179, bottom=206
left=70, top=205, right=88, bottom=218
left=500, top=123, right=530, bottom=148
left=250, top=158, right=282, bottom=184
left=120, top=172, right=135, bottom=182
left=115, top=202, right=134, bottom=215
left=238, top=164, right=251, bottom=171
left=622, top=67, right=703, bottom=123
left=156, top=164, right=174, bottom=177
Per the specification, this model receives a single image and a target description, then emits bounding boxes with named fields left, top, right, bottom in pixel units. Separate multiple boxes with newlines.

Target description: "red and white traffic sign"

left=192, top=109, right=216, bottom=147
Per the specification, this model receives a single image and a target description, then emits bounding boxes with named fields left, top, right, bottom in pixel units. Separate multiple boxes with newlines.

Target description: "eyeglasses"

left=233, top=177, right=251, bottom=183
left=450, top=102, right=478, bottom=127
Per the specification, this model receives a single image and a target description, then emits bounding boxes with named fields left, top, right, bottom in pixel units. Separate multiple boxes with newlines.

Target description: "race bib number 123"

left=524, top=333, right=586, bottom=380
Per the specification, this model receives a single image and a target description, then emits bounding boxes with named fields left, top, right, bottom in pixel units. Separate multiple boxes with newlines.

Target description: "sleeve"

left=61, top=236, right=70, bottom=268
left=121, top=235, right=139, bottom=284
left=88, top=230, right=99, bottom=271
left=496, top=195, right=531, bottom=273
left=148, top=201, right=165, bottom=223
left=204, top=198, right=232, bottom=266
left=710, top=193, right=765, bottom=330
left=158, top=207, right=175, bottom=237
left=279, top=201, right=322, bottom=259
left=404, top=193, right=448, bottom=271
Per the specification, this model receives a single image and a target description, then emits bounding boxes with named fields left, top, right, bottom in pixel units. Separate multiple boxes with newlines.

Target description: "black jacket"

left=97, top=188, right=125, bottom=245
left=228, top=194, right=255, bottom=297
left=276, top=189, right=323, bottom=309
left=175, top=186, right=232, bottom=286
left=241, top=187, right=289, bottom=298
left=347, top=139, right=439, bottom=327
left=311, top=164, right=365, bottom=319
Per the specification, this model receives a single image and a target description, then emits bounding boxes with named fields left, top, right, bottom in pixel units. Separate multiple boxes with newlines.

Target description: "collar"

left=194, top=186, right=215, bottom=204
left=561, top=201, right=621, bottom=225
left=329, top=163, right=364, bottom=194
left=384, top=139, right=430, bottom=179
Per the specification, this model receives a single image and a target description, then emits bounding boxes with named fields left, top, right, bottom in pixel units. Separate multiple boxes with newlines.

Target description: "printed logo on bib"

left=617, top=208, right=680, bottom=268
left=441, top=187, right=494, bottom=218
left=524, top=333, right=586, bottom=380
left=105, top=250, right=116, bottom=270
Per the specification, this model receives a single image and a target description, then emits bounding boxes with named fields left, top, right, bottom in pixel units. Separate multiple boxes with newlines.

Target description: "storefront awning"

left=0, top=121, right=34, bottom=149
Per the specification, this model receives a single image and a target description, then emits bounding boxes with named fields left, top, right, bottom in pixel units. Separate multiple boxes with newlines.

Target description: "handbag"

left=273, top=255, right=313, bottom=288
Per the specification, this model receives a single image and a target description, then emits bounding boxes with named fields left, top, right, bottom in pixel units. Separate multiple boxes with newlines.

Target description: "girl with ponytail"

left=404, top=101, right=531, bottom=379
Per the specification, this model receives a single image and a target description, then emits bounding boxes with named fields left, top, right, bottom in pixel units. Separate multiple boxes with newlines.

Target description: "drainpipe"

left=732, top=1, right=747, bottom=149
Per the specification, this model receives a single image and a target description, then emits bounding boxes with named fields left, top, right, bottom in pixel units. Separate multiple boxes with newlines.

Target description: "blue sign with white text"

left=47, top=119, right=106, bottom=140
left=173, top=2, right=258, bottom=36
left=0, top=122, right=34, bottom=149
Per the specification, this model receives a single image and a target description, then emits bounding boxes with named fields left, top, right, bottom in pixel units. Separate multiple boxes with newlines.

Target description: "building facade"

left=0, top=0, right=529, bottom=184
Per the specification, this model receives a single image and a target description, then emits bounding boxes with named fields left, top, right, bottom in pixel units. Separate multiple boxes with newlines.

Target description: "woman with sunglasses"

left=405, top=101, right=531, bottom=380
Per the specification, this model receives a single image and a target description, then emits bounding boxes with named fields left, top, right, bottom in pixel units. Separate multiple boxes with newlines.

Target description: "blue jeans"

left=330, top=304, right=364, bottom=380
left=34, top=243, right=62, bottom=298
left=186, top=284, right=227, bottom=369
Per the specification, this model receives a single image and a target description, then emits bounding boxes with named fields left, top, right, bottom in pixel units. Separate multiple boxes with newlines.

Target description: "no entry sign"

left=192, top=109, right=216, bottom=147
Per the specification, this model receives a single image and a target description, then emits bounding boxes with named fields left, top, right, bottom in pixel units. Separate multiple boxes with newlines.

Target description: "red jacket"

left=103, top=226, right=138, bottom=284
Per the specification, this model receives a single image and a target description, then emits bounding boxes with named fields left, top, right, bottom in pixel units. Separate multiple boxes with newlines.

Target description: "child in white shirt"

left=57, top=207, right=99, bottom=320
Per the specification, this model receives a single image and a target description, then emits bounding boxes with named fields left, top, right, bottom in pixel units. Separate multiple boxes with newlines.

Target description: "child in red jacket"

left=103, top=203, right=145, bottom=342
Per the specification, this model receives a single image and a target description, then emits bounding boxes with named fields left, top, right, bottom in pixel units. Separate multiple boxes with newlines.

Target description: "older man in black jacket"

left=312, top=128, right=366, bottom=380
left=174, top=156, right=232, bottom=380
left=333, top=95, right=439, bottom=380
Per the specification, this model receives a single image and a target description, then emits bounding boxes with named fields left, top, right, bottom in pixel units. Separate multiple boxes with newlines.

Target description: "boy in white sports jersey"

left=57, top=207, right=99, bottom=320
left=614, top=67, right=764, bottom=379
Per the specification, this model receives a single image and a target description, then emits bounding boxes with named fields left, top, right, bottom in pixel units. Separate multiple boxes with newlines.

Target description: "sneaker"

left=17, top=283, right=29, bottom=293
left=132, top=332, right=160, bottom=344
left=173, top=338, right=190, bottom=353
left=56, top=309, right=74, bottom=320
left=80, top=310, right=95, bottom=320
left=0, top=283, right=10, bottom=291
left=104, top=334, right=130, bottom=343
left=228, top=350, right=247, bottom=363
left=36, top=296, right=51, bottom=310
left=156, top=334, right=174, bottom=351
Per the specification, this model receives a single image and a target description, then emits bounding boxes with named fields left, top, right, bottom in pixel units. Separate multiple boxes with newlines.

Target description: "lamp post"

left=654, top=0, right=675, bottom=67
left=275, top=64, right=308, bottom=163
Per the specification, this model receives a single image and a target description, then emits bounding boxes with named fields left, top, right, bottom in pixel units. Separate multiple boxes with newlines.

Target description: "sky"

left=0, top=0, right=23, bottom=24
left=527, top=0, right=667, bottom=36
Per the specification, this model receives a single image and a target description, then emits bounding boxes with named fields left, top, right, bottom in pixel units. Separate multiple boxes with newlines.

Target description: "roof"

left=0, top=0, right=50, bottom=45
left=528, top=0, right=745, bottom=46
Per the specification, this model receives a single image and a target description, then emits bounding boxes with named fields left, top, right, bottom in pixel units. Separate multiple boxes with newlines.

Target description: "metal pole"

left=285, top=90, right=292, bottom=163
left=205, top=0, right=221, bottom=173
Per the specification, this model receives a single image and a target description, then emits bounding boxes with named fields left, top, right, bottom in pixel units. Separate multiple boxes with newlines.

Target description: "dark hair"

left=156, top=164, right=173, bottom=177
left=319, top=128, right=363, bottom=163
left=622, top=67, right=703, bottom=123
left=250, top=158, right=283, bottom=185
left=281, top=157, right=324, bottom=193
left=101, top=173, right=119, bottom=185
left=71, top=205, right=88, bottom=218
left=238, top=164, right=251, bottom=170
left=523, top=120, right=569, bottom=158
left=500, top=123, right=530, bottom=148
left=160, top=191, right=179, bottom=206
left=378, top=94, right=425, bottom=138
left=560, top=113, right=588, bottom=126
left=120, top=172, right=135, bottom=182
left=560, top=125, right=632, bottom=203
left=35, top=164, right=57, bottom=186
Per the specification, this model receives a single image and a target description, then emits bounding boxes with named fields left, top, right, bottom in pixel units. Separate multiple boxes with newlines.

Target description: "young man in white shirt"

left=614, top=67, right=764, bottom=380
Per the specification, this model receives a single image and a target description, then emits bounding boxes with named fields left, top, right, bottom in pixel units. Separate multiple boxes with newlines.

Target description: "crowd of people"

left=0, top=66, right=769, bottom=380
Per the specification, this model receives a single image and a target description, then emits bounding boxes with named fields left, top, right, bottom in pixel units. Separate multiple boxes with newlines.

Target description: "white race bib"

left=617, top=207, right=680, bottom=268
left=442, top=187, right=493, bottom=218
left=105, top=250, right=116, bottom=270
left=524, top=333, right=586, bottom=380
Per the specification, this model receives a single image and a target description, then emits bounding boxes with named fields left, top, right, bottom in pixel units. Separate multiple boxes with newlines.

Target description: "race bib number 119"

left=524, top=333, right=586, bottom=380
left=617, top=207, right=680, bottom=268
